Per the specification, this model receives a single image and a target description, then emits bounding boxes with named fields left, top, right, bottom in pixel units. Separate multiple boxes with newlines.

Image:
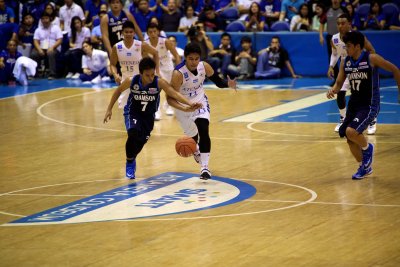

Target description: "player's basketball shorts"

left=340, top=78, right=350, bottom=91
left=339, top=104, right=380, bottom=138
left=174, top=95, right=210, bottom=137
left=123, top=112, right=154, bottom=142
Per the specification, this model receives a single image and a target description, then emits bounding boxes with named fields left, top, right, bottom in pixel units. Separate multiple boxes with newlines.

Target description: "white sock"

left=200, top=153, right=210, bottom=170
left=339, top=108, right=346, bottom=118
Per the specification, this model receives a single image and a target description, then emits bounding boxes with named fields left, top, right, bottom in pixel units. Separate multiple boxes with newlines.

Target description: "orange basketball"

left=175, top=136, right=197, bottom=157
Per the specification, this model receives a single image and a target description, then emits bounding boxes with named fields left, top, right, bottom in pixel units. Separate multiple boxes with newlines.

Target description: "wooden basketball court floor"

left=0, top=78, right=399, bottom=266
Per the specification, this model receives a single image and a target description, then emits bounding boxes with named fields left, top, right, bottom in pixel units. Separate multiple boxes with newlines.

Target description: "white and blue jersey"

left=123, top=74, right=161, bottom=135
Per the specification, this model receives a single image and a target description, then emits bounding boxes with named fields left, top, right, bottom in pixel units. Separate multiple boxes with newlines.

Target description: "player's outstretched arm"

left=159, top=78, right=202, bottom=111
left=204, top=62, right=237, bottom=91
left=327, top=59, right=346, bottom=99
left=103, top=78, right=131, bottom=123
left=370, top=54, right=400, bottom=103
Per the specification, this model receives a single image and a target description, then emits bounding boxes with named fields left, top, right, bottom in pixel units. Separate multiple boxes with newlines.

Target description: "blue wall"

left=167, top=31, right=400, bottom=77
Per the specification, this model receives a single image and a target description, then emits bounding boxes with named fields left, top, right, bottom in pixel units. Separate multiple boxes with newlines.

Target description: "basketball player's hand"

left=227, top=76, right=237, bottom=91
left=103, top=110, right=112, bottom=123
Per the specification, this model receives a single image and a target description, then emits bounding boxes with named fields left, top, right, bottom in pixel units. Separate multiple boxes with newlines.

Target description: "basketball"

left=175, top=136, right=197, bottom=157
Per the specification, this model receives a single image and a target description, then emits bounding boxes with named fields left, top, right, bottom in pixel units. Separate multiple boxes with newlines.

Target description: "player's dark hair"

left=184, top=42, right=202, bottom=57
left=139, top=57, right=156, bottom=74
left=343, top=31, right=365, bottom=49
left=147, top=22, right=159, bottom=32
left=337, top=13, right=351, bottom=22
left=122, top=21, right=135, bottom=30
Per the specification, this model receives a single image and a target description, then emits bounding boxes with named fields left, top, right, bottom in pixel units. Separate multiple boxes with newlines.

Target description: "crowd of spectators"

left=0, top=0, right=399, bottom=85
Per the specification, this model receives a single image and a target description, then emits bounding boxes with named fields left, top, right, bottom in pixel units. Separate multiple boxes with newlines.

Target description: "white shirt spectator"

left=59, top=2, right=85, bottom=34
left=33, top=24, right=63, bottom=51
left=68, top=26, right=91, bottom=49
left=82, top=48, right=108, bottom=72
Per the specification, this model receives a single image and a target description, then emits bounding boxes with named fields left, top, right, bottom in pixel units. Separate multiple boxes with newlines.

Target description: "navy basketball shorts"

left=339, top=106, right=378, bottom=138
left=124, top=113, right=154, bottom=143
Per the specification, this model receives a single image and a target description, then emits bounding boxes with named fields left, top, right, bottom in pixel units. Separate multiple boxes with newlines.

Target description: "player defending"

left=328, top=13, right=376, bottom=133
left=327, top=31, right=400, bottom=180
left=104, top=57, right=202, bottom=179
left=167, top=43, right=237, bottom=180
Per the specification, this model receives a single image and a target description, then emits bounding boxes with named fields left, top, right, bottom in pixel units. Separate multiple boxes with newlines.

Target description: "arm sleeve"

left=208, top=71, right=228, bottom=88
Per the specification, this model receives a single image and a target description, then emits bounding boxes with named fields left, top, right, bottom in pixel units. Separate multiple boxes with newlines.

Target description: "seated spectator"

left=255, top=36, right=299, bottom=79
left=245, top=2, right=265, bottom=32
left=17, top=13, right=37, bottom=57
left=161, top=0, right=181, bottom=32
left=31, top=12, right=63, bottom=80
left=198, top=5, right=225, bottom=32
left=84, top=0, right=106, bottom=29
left=0, top=40, right=20, bottom=85
left=91, top=8, right=108, bottom=50
left=39, top=3, right=61, bottom=29
left=311, top=3, right=326, bottom=31
left=260, top=0, right=281, bottom=28
left=227, top=35, right=257, bottom=80
left=65, top=16, right=91, bottom=79
left=143, top=16, right=167, bottom=40
left=279, top=0, right=305, bottom=22
left=290, top=4, right=311, bottom=31
left=0, top=0, right=14, bottom=24
left=208, top=32, right=235, bottom=78
left=131, top=0, right=156, bottom=33
left=80, top=40, right=111, bottom=83
left=178, top=5, right=198, bottom=32
left=363, top=1, right=386, bottom=30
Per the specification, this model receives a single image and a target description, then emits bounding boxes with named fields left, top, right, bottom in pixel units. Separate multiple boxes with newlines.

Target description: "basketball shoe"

left=362, top=143, right=374, bottom=169
left=126, top=160, right=136, bottom=179
left=334, top=116, right=344, bottom=132
left=352, top=165, right=372, bottom=180
left=200, top=168, right=211, bottom=180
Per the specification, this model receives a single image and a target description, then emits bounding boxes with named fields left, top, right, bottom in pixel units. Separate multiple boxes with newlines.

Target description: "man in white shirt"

left=59, top=0, right=85, bottom=34
left=31, top=12, right=63, bottom=80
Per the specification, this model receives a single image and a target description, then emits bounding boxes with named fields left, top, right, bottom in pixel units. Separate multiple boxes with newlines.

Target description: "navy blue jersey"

left=344, top=51, right=380, bottom=109
left=124, top=74, right=161, bottom=116
left=107, top=10, right=128, bottom=47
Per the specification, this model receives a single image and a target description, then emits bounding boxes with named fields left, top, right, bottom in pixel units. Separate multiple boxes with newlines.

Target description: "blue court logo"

left=6, top=173, right=256, bottom=225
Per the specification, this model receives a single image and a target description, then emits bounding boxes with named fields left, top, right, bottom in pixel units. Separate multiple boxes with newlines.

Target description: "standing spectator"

left=178, top=5, right=198, bottom=32
left=31, top=12, right=63, bottom=80
left=131, top=0, right=156, bottom=33
left=65, top=16, right=91, bottom=79
left=245, top=2, right=265, bottom=32
left=80, top=40, right=111, bottom=83
left=0, top=40, right=21, bottom=85
left=279, top=0, right=305, bottom=22
left=162, top=0, right=181, bottom=32
left=17, top=13, right=37, bottom=57
left=255, top=36, right=299, bottom=79
left=311, top=3, right=326, bottom=32
left=260, top=0, right=281, bottom=28
left=59, top=0, right=85, bottom=34
left=208, top=32, right=235, bottom=78
left=39, top=3, right=61, bottom=28
left=227, top=35, right=257, bottom=80
left=0, top=0, right=14, bottom=24
left=290, top=3, right=311, bottom=31
left=84, top=0, right=106, bottom=28
left=198, top=5, right=225, bottom=32
left=363, top=1, right=385, bottom=30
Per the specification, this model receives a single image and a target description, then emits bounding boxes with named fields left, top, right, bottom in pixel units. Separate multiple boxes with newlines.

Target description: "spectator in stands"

left=84, top=0, right=106, bottom=29
left=208, top=32, right=235, bottom=78
left=311, top=3, right=326, bottom=32
left=59, top=0, right=85, bottom=34
left=0, top=40, right=20, bottom=85
left=198, top=5, right=225, bottom=32
left=91, top=8, right=107, bottom=50
left=161, top=0, right=181, bottom=32
left=17, top=13, right=37, bottom=57
left=22, top=0, right=46, bottom=26
left=31, top=12, right=63, bottom=80
left=290, top=3, right=311, bottom=31
left=255, top=36, right=299, bottom=79
left=279, top=0, right=305, bottom=22
left=227, top=35, right=257, bottom=80
left=363, top=1, right=385, bottom=30
left=80, top=40, right=111, bottom=83
left=245, top=2, right=266, bottom=32
left=132, top=0, right=156, bottom=33
left=0, top=0, right=14, bottom=24
left=65, top=16, right=91, bottom=79
left=178, top=5, right=198, bottom=32
left=39, top=3, right=61, bottom=28
left=260, top=0, right=281, bottom=28
left=167, top=35, right=184, bottom=63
